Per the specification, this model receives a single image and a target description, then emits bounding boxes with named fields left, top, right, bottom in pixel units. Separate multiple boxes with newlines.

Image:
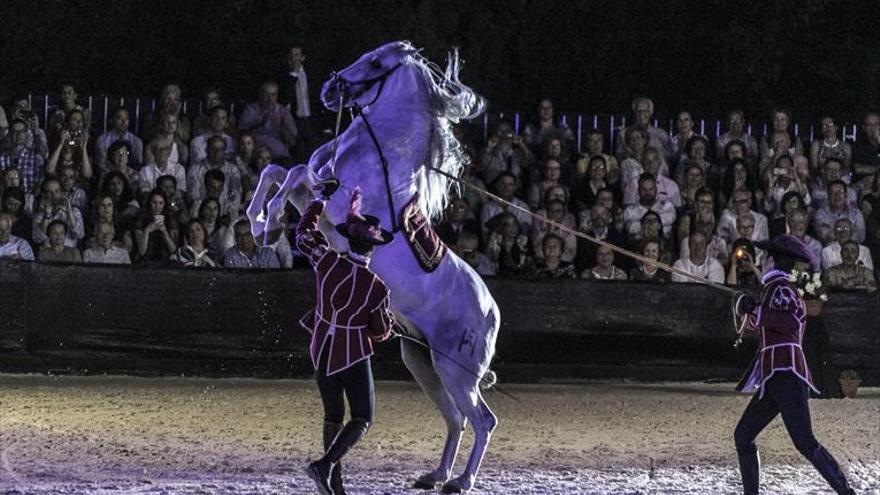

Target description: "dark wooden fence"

left=1, top=261, right=877, bottom=384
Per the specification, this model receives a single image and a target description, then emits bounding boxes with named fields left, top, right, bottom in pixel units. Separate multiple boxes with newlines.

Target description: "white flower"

left=788, top=273, right=798, bottom=282
left=820, top=294, right=828, bottom=301
left=797, top=288, right=805, bottom=296
left=805, top=282, right=816, bottom=293
left=812, top=273, right=821, bottom=283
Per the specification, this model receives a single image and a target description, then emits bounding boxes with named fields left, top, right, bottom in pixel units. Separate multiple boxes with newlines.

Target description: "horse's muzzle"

left=320, top=74, right=348, bottom=112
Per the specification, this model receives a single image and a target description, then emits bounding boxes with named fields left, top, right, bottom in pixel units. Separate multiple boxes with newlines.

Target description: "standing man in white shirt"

left=282, top=45, right=315, bottom=163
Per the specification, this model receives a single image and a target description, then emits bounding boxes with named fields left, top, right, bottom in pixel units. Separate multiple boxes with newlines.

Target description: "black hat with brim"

left=335, top=214, right=394, bottom=245
left=754, top=235, right=819, bottom=270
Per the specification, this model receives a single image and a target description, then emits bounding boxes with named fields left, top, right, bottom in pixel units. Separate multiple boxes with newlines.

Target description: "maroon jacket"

left=295, top=199, right=394, bottom=375
left=736, top=270, right=818, bottom=397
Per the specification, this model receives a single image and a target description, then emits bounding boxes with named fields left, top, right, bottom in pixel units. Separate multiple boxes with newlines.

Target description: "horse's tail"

left=479, top=369, right=497, bottom=390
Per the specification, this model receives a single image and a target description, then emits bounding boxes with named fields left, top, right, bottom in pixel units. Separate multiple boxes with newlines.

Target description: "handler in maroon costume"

left=734, top=235, right=856, bottom=495
left=301, top=180, right=395, bottom=495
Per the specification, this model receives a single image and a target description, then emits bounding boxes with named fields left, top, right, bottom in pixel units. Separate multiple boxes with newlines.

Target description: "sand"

left=0, top=374, right=877, bottom=494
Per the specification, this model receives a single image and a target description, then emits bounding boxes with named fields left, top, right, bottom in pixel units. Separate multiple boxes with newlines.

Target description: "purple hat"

left=754, top=234, right=820, bottom=270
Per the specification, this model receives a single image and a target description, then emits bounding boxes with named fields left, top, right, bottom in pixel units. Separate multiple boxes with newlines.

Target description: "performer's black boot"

left=323, top=421, right=346, bottom=495
left=810, top=446, right=856, bottom=495
left=736, top=449, right=760, bottom=495
left=307, top=419, right=370, bottom=495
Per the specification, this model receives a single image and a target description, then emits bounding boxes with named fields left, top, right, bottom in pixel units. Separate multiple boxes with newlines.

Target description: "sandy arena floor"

left=0, top=374, right=877, bottom=494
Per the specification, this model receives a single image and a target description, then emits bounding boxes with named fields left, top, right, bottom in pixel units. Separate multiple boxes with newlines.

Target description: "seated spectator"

left=82, top=222, right=131, bottom=265
left=580, top=244, right=627, bottom=280
left=809, top=158, right=857, bottom=212
left=710, top=139, right=750, bottom=194
left=537, top=138, right=572, bottom=184
left=731, top=212, right=769, bottom=265
left=32, top=177, right=84, bottom=248
left=759, top=107, right=805, bottom=161
left=103, top=141, right=140, bottom=187
left=37, top=220, right=82, bottom=263
left=57, top=164, right=87, bottom=213
left=96, top=108, right=144, bottom=171
left=813, top=180, right=866, bottom=244
left=615, top=96, right=672, bottom=162
left=671, top=231, right=724, bottom=283
left=139, top=141, right=187, bottom=195
left=533, top=234, right=576, bottom=278
left=527, top=158, right=567, bottom=211
left=726, top=238, right=762, bottom=287
left=679, top=212, right=728, bottom=268
left=1, top=186, right=33, bottom=246
left=522, top=98, right=574, bottom=155
left=101, top=170, right=141, bottom=226
left=676, top=187, right=716, bottom=247
left=237, top=81, right=297, bottom=161
left=48, top=84, right=91, bottom=144
left=677, top=163, right=707, bottom=212
left=189, top=106, right=236, bottom=165
left=156, top=174, right=191, bottom=227
left=769, top=191, right=808, bottom=237
left=676, top=135, right=712, bottom=184
left=477, top=120, right=534, bottom=186
left=0, top=211, right=34, bottom=260
left=187, top=136, right=242, bottom=210
left=144, top=113, right=189, bottom=171
left=190, top=169, right=239, bottom=222
left=171, top=219, right=218, bottom=268
left=820, top=218, right=873, bottom=270
left=759, top=129, right=809, bottom=182
left=670, top=111, right=704, bottom=166
left=46, top=120, right=92, bottom=181
left=452, top=229, right=495, bottom=276
left=485, top=211, right=533, bottom=276
left=135, top=189, right=178, bottom=266
left=580, top=128, right=620, bottom=187
left=763, top=155, right=810, bottom=218
left=192, top=87, right=236, bottom=136
left=715, top=110, right=759, bottom=163
left=629, top=238, right=670, bottom=283
left=782, top=208, right=823, bottom=260
left=196, top=197, right=234, bottom=253
left=235, top=133, right=258, bottom=202
left=822, top=240, right=877, bottom=293
left=718, top=189, right=769, bottom=245
left=454, top=159, right=487, bottom=219
left=573, top=154, right=609, bottom=211
left=222, top=219, right=281, bottom=269
left=435, top=197, right=480, bottom=248
left=141, top=84, right=192, bottom=143
left=531, top=199, right=577, bottom=263
left=624, top=147, right=680, bottom=207
left=619, top=128, right=649, bottom=193
left=720, top=158, right=762, bottom=211
left=87, top=193, right=134, bottom=253
left=479, top=172, right=532, bottom=241
left=622, top=174, right=676, bottom=241
left=860, top=171, right=880, bottom=224
left=810, top=116, right=851, bottom=175
left=8, top=99, right=49, bottom=161
left=0, top=118, right=45, bottom=195
left=1, top=167, right=23, bottom=205
left=851, top=112, right=880, bottom=185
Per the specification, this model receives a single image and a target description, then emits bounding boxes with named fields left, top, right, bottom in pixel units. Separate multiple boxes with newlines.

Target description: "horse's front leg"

left=265, top=166, right=315, bottom=231
left=246, top=164, right=289, bottom=239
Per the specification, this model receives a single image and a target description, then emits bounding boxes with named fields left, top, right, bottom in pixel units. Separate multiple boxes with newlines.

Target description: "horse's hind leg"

left=433, top=355, right=497, bottom=494
left=401, top=339, right=465, bottom=490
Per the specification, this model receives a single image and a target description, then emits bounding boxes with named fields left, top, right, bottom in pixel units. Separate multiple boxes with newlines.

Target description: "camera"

left=67, top=129, right=83, bottom=147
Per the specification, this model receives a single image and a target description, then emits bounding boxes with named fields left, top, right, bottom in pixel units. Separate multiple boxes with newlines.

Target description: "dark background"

left=1, top=0, right=879, bottom=123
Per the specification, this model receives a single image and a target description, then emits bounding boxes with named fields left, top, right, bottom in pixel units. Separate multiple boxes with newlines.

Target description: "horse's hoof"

left=413, top=479, right=442, bottom=490
left=440, top=482, right=466, bottom=494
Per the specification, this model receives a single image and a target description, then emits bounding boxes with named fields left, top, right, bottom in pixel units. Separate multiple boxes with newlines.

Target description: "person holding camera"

left=32, top=177, right=84, bottom=249
left=299, top=180, right=395, bottom=495
left=135, top=188, right=178, bottom=266
left=733, top=235, right=856, bottom=495
left=46, top=127, right=93, bottom=182
left=726, top=238, right=762, bottom=287
left=0, top=118, right=45, bottom=196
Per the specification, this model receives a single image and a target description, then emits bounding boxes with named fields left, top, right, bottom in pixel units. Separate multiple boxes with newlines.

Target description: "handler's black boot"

left=810, top=446, right=856, bottom=495
left=323, top=421, right=346, bottom=495
left=736, top=449, right=760, bottom=495
left=308, top=419, right=370, bottom=495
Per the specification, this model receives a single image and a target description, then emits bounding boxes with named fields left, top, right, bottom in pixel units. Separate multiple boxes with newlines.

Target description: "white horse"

left=247, top=41, right=499, bottom=493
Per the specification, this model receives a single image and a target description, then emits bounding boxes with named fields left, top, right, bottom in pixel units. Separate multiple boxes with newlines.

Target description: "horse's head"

left=321, top=41, right=419, bottom=111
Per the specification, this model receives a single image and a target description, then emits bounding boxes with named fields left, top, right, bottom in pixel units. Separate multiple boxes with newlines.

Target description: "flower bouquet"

left=788, top=269, right=827, bottom=316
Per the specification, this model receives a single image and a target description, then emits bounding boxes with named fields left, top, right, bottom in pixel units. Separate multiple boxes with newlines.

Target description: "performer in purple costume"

left=734, top=234, right=856, bottom=495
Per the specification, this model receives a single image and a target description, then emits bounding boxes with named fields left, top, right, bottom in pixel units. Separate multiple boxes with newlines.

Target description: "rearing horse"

left=247, top=41, right=499, bottom=493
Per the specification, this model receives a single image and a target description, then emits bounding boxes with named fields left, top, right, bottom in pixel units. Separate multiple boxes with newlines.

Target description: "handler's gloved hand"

left=736, top=293, right=758, bottom=315
left=314, top=178, right=340, bottom=200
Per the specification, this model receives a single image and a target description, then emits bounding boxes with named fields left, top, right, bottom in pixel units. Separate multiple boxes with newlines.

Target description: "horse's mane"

left=404, top=43, right=485, bottom=221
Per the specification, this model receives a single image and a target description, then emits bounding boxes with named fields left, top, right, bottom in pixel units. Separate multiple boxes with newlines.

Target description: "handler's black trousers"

left=734, top=371, right=853, bottom=495
left=315, top=344, right=375, bottom=424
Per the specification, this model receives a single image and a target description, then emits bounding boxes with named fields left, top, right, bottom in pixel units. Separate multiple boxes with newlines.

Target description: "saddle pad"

left=400, top=194, right=446, bottom=273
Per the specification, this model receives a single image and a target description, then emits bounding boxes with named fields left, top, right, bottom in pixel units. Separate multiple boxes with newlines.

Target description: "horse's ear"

left=397, top=40, right=420, bottom=56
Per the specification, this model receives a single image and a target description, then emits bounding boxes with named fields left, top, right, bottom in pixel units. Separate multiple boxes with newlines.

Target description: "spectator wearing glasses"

left=573, top=154, right=610, bottom=212
left=718, top=189, right=768, bottom=245
left=813, top=180, right=866, bottom=244
left=238, top=81, right=298, bottom=161
left=820, top=218, right=873, bottom=271
left=0, top=118, right=45, bottom=195
left=581, top=128, right=619, bottom=187
left=102, top=141, right=140, bottom=188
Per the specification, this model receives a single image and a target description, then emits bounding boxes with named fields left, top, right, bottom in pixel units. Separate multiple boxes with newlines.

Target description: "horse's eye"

left=370, top=59, right=383, bottom=70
